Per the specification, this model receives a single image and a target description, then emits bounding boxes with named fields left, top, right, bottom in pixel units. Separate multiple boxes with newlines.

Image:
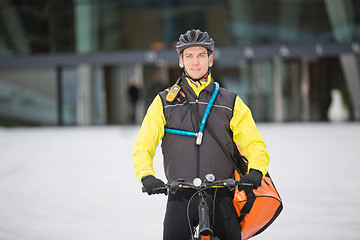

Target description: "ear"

left=179, top=56, right=184, bottom=68
left=208, top=54, right=214, bottom=67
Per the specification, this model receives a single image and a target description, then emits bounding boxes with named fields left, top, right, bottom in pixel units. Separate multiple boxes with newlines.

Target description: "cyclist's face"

left=179, top=46, right=213, bottom=79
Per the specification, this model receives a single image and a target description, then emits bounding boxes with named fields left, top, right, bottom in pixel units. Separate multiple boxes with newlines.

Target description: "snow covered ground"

left=0, top=123, right=359, bottom=240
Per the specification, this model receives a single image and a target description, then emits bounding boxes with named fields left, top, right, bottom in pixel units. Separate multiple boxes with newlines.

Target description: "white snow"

left=0, top=123, right=359, bottom=239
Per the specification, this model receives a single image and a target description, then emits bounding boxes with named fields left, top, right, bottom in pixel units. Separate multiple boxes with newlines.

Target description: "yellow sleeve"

left=132, top=95, right=166, bottom=182
left=230, top=96, right=269, bottom=176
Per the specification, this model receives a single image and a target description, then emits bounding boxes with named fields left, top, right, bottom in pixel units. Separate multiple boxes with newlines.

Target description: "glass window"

left=0, top=67, right=57, bottom=126
left=1, top=0, right=359, bottom=56
left=215, top=59, right=275, bottom=122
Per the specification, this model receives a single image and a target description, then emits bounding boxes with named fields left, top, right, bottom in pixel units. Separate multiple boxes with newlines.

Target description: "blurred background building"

left=0, top=0, right=359, bottom=126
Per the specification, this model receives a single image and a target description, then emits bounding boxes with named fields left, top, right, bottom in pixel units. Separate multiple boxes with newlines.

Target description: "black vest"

left=159, top=78, right=237, bottom=182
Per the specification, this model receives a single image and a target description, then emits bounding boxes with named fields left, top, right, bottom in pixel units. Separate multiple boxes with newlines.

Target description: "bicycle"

left=142, top=174, right=253, bottom=240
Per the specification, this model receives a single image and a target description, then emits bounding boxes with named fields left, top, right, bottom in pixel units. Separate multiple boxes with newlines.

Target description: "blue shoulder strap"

left=164, top=82, right=219, bottom=145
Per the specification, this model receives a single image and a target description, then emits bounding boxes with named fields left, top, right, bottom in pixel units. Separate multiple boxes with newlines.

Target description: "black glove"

left=240, top=169, right=263, bottom=189
left=141, top=175, right=167, bottom=195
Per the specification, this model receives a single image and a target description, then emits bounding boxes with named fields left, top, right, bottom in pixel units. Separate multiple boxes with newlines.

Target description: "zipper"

left=195, top=97, right=200, bottom=178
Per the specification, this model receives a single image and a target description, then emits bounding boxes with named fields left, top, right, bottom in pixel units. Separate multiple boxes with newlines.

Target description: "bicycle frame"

left=142, top=174, right=253, bottom=240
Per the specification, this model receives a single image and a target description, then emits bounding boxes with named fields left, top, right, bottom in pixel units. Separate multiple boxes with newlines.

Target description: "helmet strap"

left=183, top=69, right=210, bottom=84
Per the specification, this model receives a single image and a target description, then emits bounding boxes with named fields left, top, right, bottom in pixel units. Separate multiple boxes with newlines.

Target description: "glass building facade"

left=0, top=0, right=359, bottom=126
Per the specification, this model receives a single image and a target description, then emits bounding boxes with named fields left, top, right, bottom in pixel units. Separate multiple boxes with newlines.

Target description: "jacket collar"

left=181, top=74, right=215, bottom=97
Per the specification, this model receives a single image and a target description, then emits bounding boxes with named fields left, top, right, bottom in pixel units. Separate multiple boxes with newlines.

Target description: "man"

left=132, top=29, right=269, bottom=240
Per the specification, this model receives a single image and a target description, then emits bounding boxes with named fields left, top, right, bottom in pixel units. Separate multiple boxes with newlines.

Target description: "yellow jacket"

left=132, top=77, right=269, bottom=182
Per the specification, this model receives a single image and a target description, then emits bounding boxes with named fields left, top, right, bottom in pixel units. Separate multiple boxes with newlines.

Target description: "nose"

left=193, top=56, right=200, bottom=65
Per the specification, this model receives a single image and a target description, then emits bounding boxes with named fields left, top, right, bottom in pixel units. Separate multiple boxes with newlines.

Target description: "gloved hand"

left=141, top=175, right=167, bottom=195
left=240, top=169, right=263, bottom=189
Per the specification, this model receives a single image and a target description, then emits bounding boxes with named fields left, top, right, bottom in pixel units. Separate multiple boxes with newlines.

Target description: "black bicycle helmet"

left=175, top=29, right=215, bottom=55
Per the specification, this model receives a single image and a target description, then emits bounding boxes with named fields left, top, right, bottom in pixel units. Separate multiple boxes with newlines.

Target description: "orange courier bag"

left=233, top=146, right=283, bottom=240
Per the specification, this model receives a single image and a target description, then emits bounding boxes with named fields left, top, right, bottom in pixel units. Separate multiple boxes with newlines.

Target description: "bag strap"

left=239, top=190, right=256, bottom=220
left=184, top=94, right=257, bottom=221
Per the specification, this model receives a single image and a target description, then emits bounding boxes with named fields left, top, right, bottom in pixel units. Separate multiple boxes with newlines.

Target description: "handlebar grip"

left=142, top=186, right=168, bottom=194
left=241, top=183, right=254, bottom=187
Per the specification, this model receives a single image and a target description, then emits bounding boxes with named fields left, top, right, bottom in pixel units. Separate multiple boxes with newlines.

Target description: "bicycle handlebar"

left=142, top=177, right=254, bottom=193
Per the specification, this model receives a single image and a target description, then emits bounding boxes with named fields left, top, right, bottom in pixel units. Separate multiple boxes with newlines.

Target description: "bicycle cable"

left=211, top=187, right=219, bottom=230
left=186, top=191, right=199, bottom=240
